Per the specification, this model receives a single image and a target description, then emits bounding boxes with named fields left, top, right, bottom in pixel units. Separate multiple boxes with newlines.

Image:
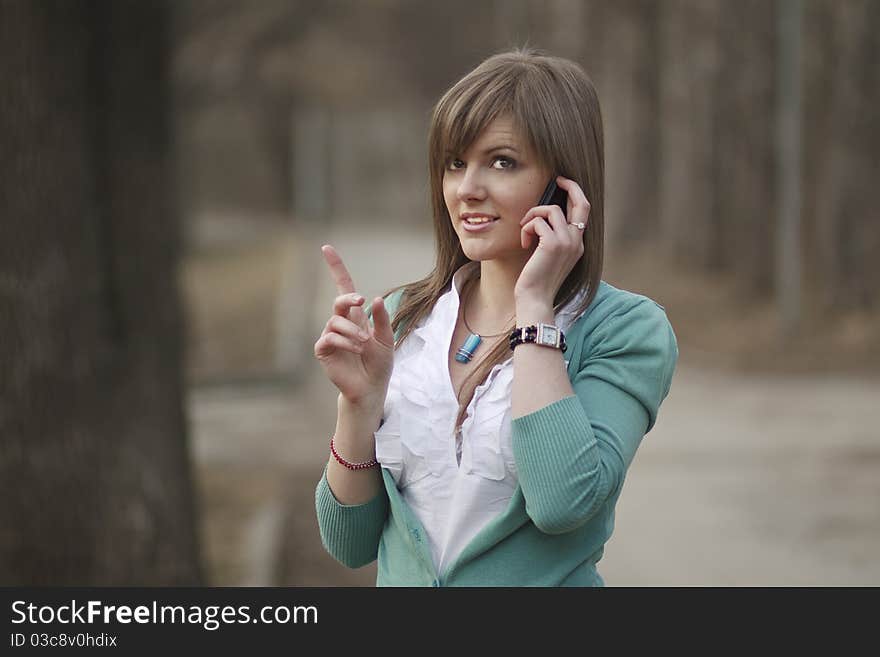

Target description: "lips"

left=461, top=217, right=499, bottom=232
left=460, top=213, right=499, bottom=225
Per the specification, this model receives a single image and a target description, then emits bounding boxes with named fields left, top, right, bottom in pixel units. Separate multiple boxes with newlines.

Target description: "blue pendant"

left=455, top=333, right=482, bottom=363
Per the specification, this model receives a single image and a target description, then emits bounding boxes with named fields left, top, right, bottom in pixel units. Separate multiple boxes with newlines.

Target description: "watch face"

left=539, top=326, right=558, bottom=345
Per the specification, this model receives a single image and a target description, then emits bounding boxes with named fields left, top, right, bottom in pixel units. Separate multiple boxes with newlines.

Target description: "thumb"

left=370, top=297, right=395, bottom=348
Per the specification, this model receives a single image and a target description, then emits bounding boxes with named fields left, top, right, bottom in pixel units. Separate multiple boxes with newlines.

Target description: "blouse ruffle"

left=373, top=278, right=522, bottom=491
left=374, top=272, right=590, bottom=484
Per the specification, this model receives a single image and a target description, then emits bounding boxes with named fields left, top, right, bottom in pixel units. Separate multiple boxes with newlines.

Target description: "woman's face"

left=443, top=115, right=551, bottom=266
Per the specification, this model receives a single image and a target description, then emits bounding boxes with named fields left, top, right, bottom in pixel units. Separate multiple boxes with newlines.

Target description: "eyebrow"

left=483, top=145, right=520, bottom=154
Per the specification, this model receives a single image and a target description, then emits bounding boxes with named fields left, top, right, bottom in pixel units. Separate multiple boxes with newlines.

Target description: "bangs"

left=433, top=72, right=536, bottom=161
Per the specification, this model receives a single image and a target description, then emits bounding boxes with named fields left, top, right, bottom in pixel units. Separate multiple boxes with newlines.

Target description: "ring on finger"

left=570, top=221, right=586, bottom=230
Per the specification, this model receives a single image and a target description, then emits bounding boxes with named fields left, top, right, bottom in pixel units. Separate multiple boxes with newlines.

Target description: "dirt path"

left=190, top=362, right=880, bottom=587
left=600, top=366, right=880, bottom=585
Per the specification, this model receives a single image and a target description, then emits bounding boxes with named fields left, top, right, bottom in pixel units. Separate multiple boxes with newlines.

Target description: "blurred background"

left=1, top=0, right=878, bottom=586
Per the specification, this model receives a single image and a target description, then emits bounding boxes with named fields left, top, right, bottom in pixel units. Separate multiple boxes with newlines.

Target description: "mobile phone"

left=537, top=178, right=568, bottom=218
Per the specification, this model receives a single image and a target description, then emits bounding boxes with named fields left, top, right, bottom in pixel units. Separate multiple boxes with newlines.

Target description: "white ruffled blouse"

left=373, top=261, right=588, bottom=575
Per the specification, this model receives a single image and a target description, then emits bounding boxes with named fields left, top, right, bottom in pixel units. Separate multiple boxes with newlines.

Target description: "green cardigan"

left=315, top=280, right=678, bottom=586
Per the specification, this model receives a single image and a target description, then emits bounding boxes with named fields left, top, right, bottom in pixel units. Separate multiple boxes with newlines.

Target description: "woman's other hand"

left=515, top=175, right=589, bottom=305
left=314, top=245, right=395, bottom=412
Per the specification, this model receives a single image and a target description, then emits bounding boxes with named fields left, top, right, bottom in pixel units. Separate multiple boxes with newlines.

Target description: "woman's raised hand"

left=515, top=175, right=589, bottom=305
left=313, top=245, right=395, bottom=411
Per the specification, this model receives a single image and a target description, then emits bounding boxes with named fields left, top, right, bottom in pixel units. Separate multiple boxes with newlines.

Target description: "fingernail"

left=359, top=331, right=369, bottom=340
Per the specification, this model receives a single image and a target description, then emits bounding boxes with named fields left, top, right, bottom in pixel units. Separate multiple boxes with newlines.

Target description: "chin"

left=459, top=242, right=521, bottom=264
left=459, top=242, right=497, bottom=262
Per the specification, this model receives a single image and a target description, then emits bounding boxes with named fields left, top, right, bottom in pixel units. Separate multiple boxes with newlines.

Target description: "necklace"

left=454, top=276, right=514, bottom=364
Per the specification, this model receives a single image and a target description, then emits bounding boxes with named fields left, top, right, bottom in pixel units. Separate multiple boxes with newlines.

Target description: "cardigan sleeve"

left=313, top=289, right=405, bottom=568
left=510, top=298, right=678, bottom=535
left=315, top=465, right=389, bottom=568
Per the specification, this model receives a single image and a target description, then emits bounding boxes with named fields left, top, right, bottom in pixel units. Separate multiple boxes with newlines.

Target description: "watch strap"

left=508, top=323, right=567, bottom=352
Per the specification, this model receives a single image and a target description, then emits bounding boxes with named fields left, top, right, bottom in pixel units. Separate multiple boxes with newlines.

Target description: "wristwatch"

left=508, top=323, right=567, bottom=352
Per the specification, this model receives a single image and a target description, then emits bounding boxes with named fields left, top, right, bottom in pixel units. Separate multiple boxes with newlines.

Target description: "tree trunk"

left=806, top=0, right=880, bottom=312
left=0, top=0, right=202, bottom=584
left=715, top=0, right=776, bottom=297
left=658, top=0, right=723, bottom=267
left=601, top=0, right=661, bottom=250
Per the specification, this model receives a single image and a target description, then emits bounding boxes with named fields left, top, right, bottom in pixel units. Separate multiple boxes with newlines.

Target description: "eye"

left=446, top=158, right=465, bottom=171
left=492, top=156, right=517, bottom=170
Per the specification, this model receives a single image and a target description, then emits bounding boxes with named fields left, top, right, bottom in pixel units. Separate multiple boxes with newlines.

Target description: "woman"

left=313, top=48, right=678, bottom=586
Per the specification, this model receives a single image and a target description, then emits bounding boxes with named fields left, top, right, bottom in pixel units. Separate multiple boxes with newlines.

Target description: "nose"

left=455, top=167, right=487, bottom=203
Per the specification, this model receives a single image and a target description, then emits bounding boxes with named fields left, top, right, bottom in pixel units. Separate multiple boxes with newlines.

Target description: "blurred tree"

left=654, top=0, right=877, bottom=317
left=598, top=0, right=661, bottom=249
left=804, top=0, right=879, bottom=313
left=170, top=0, right=879, bottom=315
left=658, top=0, right=724, bottom=270
left=777, top=0, right=803, bottom=334
left=0, top=0, right=203, bottom=583
left=716, top=0, right=776, bottom=297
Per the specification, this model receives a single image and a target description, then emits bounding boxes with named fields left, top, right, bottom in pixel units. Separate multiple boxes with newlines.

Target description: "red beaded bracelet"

left=330, top=436, right=379, bottom=470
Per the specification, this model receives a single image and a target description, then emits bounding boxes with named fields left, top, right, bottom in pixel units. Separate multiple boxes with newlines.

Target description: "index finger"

left=555, top=175, right=591, bottom=213
left=321, top=244, right=357, bottom=295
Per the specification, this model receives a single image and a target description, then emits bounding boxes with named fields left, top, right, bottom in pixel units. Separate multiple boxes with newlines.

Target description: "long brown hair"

left=384, top=47, right=605, bottom=428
